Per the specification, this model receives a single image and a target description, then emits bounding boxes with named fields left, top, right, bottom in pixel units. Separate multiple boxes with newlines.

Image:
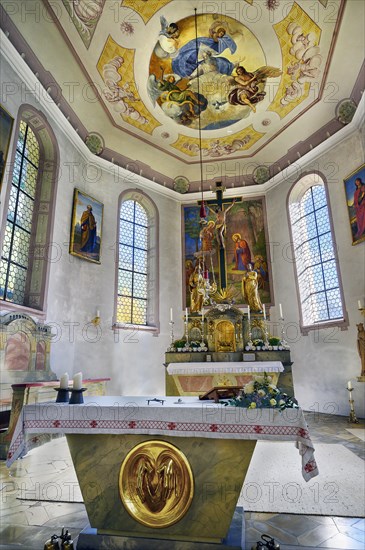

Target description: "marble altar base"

left=66, top=433, right=255, bottom=546
left=76, top=507, right=245, bottom=549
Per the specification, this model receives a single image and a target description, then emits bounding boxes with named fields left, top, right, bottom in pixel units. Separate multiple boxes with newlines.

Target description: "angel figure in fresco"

left=154, top=16, right=180, bottom=59
left=147, top=72, right=207, bottom=124
left=171, top=21, right=237, bottom=78
left=228, top=65, right=282, bottom=112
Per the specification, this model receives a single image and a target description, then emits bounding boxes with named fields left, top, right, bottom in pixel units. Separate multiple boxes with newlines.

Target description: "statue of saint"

left=241, top=264, right=263, bottom=312
left=357, top=323, right=365, bottom=377
left=189, top=264, right=205, bottom=313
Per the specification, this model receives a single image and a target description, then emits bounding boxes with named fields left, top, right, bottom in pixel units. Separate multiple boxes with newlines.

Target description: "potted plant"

left=268, top=337, right=281, bottom=350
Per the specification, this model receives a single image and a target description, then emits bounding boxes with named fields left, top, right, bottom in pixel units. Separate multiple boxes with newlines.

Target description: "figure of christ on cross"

left=198, top=182, right=241, bottom=290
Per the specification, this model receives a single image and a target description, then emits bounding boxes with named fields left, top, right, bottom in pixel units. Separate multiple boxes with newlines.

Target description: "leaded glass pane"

left=118, top=269, right=133, bottom=296
left=301, top=189, right=314, bottom=216
left=119, top=220, right=134, bottom=246
left=132, top=298, right=147, bottom=325
left=117, top=295, right=132, bottom=324
left=24, top=126, right=39, bottom=166
left=2, top=223, right=13, bottom=260
left=312, top=292, right=328, bottom=322
left=315, top=206, right=330, bottom=236
left=312, top=185, right=327, bottom=209
left=309, top=264, right=325, bottom=292
left=20, top=161, right=38, bottom=198
left=6, top=263, right=27, bottom=303
left=134, top=225, right=147, bottom=249
left=120, top=200, right=135, bottom=222
left=119, top=244, right=133, bottom=271
left=17, top=191, right=34, bottom=232
left=306, top=238, right=321, bottom=265
left=11, top=227, right=31, bottom=268
left=135, top=203, right=148, bottom=226
left=7, top=186, right=18, bottom=222
left=17, top=121, right=26, bottom=151
left=134, top=273, right=147, bottom=299
left=134, top=248, right=147, bottom=274
left=319, top=233, right=334, bottom=262
left=323, top=260, right=338, bottom=289
left=0, top=259, right=7, bottom=298
left=12, top=153, right=22, bottom=186
left=327, top=288, right=343, bottom=319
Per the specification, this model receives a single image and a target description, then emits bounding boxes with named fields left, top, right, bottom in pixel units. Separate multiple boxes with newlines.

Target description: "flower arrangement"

left=225, top=372, right=298, bottom=411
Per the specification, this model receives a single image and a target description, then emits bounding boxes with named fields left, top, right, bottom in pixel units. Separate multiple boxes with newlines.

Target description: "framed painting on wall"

left=344, top=163, right=365, bottom=245
left=183, top=197, right=273, bottom=308
left=69, top=189, right=104, bottom=263
left=0, top=104, right=14, bottom=190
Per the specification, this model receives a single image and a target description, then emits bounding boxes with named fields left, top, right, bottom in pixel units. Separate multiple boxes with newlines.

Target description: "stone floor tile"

left=297, top=524, right=339, bottom=546
left=264, top=514, right=319, bottom=536
left=251, top=521, right=298, bottom=545
left=352, top=518, right=365, bottom=531
left=318, top=532, right=365, bottom=549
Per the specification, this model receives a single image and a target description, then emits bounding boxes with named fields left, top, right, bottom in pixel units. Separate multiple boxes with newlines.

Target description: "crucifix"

left=198, top=182, right=241, bottom=291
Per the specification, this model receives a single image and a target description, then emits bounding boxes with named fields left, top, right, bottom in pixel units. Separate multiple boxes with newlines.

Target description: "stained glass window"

left=0, top=121, right=39, bottom=305
left=117, top=200, right=148, bottom=325
left=289, top=183, right=344, bottom=326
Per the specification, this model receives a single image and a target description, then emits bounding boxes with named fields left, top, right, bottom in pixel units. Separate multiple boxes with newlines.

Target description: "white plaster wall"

left=0, top=56, right=184, bottom=396
left=266, top=131, right=365, bottom=418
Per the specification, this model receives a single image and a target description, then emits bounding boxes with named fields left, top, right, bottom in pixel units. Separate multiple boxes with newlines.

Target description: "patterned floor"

left=0, top=412, right=363, bottom=549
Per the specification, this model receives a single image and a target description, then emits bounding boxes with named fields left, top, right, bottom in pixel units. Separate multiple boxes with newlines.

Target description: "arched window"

left=0, top=105, right=59, bottom=314
left=115, top=190, right=159, bottom=332
left=288, top=174, right=346, bottom=331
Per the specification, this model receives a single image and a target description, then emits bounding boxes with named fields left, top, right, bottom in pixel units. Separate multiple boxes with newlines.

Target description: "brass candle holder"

left=347, top=386, right=359, bottom=424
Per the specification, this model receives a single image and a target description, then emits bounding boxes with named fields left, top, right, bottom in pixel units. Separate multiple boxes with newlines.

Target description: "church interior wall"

left=1, top=53, right=364, bottom=416
left=266, top=130, right=365, bottom=418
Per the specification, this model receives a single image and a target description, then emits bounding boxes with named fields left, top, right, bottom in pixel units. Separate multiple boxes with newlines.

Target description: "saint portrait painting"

left=344, top=164, right=365, bottom=245
left=70, top=189, right=104, bottom=263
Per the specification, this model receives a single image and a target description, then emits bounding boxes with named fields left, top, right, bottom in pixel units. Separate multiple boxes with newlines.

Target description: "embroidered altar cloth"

left=167, top=361, right=284, bottom=375
left=6, top=396, right=318, bottom=481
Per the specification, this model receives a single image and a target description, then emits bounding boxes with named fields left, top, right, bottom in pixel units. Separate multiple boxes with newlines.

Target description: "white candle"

left=170, top=307, right=173, bottom=322
left=185, top=308, right=188, bottom=323
left=279, top=303, right=283, bottom=319
left=263, top=304, right=266, bottom=320
left=96, top=309, right=100, bottom=318
left=358, top=300, right=363, bottom=310
left=347, top=380, right=352, bottom=390
left=247, top=305, right=250, bottom=320
left=73, top=372, right=83, bottom=390
left=60, top=373, right=69, bottom=389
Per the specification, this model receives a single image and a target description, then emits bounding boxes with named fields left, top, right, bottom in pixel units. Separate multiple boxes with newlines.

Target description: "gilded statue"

left=189, top=264, right=205, bottom=313
left=199, top=220, right=216, bottom=252
left=241, top=263, right=263, bottom=312
left=357, top=323, right=365, bottom=377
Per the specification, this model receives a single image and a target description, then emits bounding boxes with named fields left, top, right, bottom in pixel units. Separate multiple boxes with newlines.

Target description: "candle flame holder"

left=347, top=386, right=359, bottom=424
left=169, top=320, right=175, bottom=346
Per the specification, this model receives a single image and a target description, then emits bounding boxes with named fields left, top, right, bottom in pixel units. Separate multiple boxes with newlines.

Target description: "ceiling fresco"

left=1, top=0, right=363, bottom=192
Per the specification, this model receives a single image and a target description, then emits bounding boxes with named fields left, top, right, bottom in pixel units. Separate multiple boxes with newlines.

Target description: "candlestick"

left=184, top=309, right=189, bottom=345
left=59, top=373, right=69, bottom=389
left=169, top=320, right=175, bottom=348
left=73, top=372, right=83, bottom=390
left=279, top=303, right=283, bottom=319
left=346, top=386, right=359, bottom=424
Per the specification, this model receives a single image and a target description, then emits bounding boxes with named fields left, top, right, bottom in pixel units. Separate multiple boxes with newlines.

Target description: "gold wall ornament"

left=119, top=440, right=194, bottom=528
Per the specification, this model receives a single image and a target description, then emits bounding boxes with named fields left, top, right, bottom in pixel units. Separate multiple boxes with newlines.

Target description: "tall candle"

left=263, top=304, right=266, bottom=320
left=170, top=307, right=173, bottom=322
left=358, top=300, right=363, bottom=310
left=185, top=308, right=188, bottom=323
left=60, top=373, right=69, bottom=389
left=96, top=309, right=100, bottom=318
left=73, top=372, right=83, bottom=390
left=347, top=380, right=352, bottom=390
left=279, top=303, right=283, bottom=319
left=247, top=305, right=250, bottom=320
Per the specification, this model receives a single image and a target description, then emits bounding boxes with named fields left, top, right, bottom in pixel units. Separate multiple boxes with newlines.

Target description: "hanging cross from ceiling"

left=198, top=182, right=242, bottom=291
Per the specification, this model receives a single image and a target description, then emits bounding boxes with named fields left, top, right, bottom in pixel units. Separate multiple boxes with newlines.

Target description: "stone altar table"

left=7, top=396, right=318, bottom=549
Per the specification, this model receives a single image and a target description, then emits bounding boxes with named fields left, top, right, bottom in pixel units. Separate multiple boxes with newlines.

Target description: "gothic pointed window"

left=288, top=174, right=346, bottom=331
left=115, top=190, right=159, bottom=332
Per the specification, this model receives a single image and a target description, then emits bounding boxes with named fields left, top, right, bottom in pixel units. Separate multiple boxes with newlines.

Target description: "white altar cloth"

left=167, top=361, right=284, bottom=375
left=6, top=396, right=318, bottom=481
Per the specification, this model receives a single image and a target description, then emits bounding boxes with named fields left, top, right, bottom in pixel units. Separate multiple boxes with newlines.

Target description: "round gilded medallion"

left=119, top=440, right=194, bottom=528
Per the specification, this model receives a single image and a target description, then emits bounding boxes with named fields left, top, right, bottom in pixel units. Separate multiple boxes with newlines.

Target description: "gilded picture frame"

left=0, top=104, right=14, bottom=190
left=182, top=197, right=273, bottom=308
left=344, top=163, right=365, bottom=245
left=69, top=188, right=103, bottom=263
